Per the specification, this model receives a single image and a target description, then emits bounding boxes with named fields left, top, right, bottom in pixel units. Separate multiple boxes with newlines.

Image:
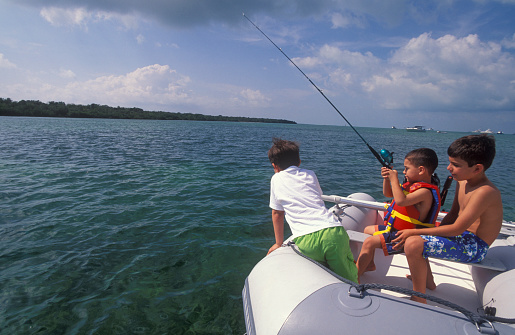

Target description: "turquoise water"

left=0, top=116, right=514, bottom=334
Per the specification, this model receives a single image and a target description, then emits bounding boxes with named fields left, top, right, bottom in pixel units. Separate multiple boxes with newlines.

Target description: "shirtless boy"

left=392, top=134, right=503, bottom=303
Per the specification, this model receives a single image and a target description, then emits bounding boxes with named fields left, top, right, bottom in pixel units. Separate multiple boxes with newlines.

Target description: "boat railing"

left=322, top=195, right=515, bottom=235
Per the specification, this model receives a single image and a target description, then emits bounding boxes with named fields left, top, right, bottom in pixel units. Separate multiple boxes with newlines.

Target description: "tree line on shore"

left=0, top=98, right=296, bottom=124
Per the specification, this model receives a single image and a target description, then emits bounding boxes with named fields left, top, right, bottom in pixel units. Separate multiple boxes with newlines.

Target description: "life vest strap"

left=388, top=210, right=435, bottom=228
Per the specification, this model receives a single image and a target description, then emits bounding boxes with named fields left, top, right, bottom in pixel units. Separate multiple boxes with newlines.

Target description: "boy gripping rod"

left=267, top=138, right=358, bottom=283
left=393, top=134, right=503, bottom=303
left=356, top=148, right=441, bottom=281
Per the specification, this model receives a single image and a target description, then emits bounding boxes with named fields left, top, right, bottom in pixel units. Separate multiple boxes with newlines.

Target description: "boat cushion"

left=347, top=230, right=506, bottom=271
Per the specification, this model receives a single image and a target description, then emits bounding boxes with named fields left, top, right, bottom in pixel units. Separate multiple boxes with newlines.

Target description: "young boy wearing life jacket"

left=392, top=134, right=503, bottom=303
left=356, top=148, right=440, bottom=280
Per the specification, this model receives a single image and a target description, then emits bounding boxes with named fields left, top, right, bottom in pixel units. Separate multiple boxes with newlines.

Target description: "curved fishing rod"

left=243, top=13, right=390, bottom=168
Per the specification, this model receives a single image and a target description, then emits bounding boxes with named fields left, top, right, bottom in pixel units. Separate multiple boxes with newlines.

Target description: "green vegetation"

left=0, top=98, right=296, bottom=124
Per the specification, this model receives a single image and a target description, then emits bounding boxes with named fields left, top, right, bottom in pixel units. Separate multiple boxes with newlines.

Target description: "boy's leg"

left=323, top=227, right=358, bottom=283
left=356, top=235, right=382, bottom=278
left=362, top=225, right=377, bottom=271
left=406, top=259, right=436, bottom=290
left=425, top=260, right=436, bottom=290
left=404, top=236, right=428, bottom=303
left=358, top=225, right=386, bottom=275
left=363, top=225, right=377, bottom=235
left=295, top=227, right=358, bottom=283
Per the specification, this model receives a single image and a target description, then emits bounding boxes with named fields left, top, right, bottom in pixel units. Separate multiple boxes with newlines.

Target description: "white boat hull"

left=243, top=193, right=515, bottom=334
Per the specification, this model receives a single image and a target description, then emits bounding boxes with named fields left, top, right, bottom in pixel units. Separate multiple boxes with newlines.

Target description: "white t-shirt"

left=269, top=166, right=341, bottom=238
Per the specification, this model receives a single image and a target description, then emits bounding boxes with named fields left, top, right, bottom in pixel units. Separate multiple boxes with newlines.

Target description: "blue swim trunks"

left=421, top=231, right=489, bottom=263
left=375, top=225, right=404, bottom=256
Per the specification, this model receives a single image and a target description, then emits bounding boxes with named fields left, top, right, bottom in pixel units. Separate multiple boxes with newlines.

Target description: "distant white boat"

left=406, top=126, right=426, bottom=132
left=497, top=131, right=504, bottom=135
left=391, top=126, right=396, bottom=129
left=481, top=129, right=493, bottom=134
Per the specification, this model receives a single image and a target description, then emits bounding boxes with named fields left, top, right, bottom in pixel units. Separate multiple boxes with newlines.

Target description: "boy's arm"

left=381, top=167, right=394, bottom=198
left=390, top=182, right=432, bottom=207
left=440, top=184, right=460, bottom=225
left=392, top=184, right=497, bottom=248
left=383, top=168, right=431, bottom=207
left=268, top=209, right=285, bottom=255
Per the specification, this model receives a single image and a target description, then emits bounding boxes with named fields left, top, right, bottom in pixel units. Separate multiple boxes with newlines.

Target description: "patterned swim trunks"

left=420, top=231, right=489, bottom=263
left=374, top=225, right=404, bottom=256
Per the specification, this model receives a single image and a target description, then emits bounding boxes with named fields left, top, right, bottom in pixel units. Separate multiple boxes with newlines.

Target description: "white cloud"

left=59, top=69, right=76, bottom=79
left=0, top=53, right=16, bottom=69
left=136, top=34, right=145, bottom=44
left=40, top=6, right=139, bottom=30
left=330, top=12, right=365, bottom=29
left=40, top=7, right=91, bottom=28
left=297, top=33, right=515, bottom=112
left=239, top=88, right=270, bottom=107
left=55, top=64, right=192, bottom=106
left=293, top=56, right=321, bottom=68
left=372, top=33, right=515, bottom=111
left=502, top=33, right=515, bottom=49
left=23, top=0, right=415, bottom=30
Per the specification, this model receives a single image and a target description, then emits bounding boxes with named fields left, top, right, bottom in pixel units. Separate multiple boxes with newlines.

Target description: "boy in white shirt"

left=267, top=138, right=358, bottom=282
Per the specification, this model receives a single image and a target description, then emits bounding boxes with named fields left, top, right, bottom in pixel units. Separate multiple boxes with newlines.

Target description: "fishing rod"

left=243, top=13, right=391, bottom=168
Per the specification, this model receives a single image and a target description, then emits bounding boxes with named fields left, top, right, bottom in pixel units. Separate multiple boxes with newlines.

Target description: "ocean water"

left=0, top=116, right=513, bottom=334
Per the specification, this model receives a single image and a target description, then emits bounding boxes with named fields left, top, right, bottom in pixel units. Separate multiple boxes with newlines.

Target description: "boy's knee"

left=364, top=225, right=376, bottom=235
left=362, top=235, right=380, bottom=251
left=404, top=236, right=424, bottom=255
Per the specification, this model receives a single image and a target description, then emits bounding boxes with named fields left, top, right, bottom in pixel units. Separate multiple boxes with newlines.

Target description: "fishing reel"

left=380, top=149, right=394, bottom=167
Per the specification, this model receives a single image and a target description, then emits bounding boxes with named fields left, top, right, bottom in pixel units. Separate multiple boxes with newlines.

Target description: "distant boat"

left=497, top=131, right=504, bottom=135
left=406, top=126, right=426, bottom=132
left=426, top=128, right=434, bottom=131
left=481, top=129, right=493, bottom=134
left=391, top=126, right=396, bottom=129
left=437, top=130, right=447, bottom=134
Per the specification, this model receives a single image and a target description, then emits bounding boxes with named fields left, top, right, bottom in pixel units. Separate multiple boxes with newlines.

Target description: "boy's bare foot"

left=365, top=263, right=376, bottom=272
left=358, top=263, right=376, bottom=275
left=406, top=274, right=437, bottom=290
left=410, top=295, right=427, bottom=304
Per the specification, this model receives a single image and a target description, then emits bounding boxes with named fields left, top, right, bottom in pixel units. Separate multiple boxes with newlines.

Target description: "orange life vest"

left=382, top=182, right=441, bottom=231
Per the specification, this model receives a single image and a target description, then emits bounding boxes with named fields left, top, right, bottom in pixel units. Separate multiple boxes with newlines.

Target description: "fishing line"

left=243, top=13, right=390, bottom=168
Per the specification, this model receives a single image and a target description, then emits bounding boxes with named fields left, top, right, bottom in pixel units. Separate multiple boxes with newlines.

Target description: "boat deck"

left=360, top=249, right=480, bottom=311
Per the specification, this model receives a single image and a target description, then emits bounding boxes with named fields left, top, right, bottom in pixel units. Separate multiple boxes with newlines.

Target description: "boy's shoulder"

left=407, top=181, right=439, bottom=191
left=458, top=177, right=501, bottom=203
left=272, top=166, right=316, bottom=180
left=463, top=175, right=499, bottom=191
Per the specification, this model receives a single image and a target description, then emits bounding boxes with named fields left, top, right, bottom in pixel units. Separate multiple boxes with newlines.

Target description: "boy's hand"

left=381, top=166, right=398, bottom=180
left=391, top=229, right=417, bottom=249
left=267, top=243, right=282, bottom=255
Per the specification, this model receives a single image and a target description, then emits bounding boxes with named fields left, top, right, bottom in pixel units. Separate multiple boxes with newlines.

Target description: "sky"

left=1, top=0, right=514, bottom=133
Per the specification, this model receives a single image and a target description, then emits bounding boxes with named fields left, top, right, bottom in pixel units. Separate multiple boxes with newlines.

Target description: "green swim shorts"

left=293, top=226, right=358, bottom=283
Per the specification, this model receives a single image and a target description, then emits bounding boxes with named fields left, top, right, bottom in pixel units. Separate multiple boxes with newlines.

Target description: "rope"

left=286, top=242, right=501, bottom=330
left=485, top=315, right=515, bottom=324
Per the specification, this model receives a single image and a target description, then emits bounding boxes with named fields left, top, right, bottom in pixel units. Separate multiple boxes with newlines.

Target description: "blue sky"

left=1, top=0, right=514, bottom=133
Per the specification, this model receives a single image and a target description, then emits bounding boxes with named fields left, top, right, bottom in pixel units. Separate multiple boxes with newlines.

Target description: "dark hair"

left=447, top=134, right=496, bottom=170
left=405, top=148, right=438, bottom=174
left=268, top=138, right=301, bottom=170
